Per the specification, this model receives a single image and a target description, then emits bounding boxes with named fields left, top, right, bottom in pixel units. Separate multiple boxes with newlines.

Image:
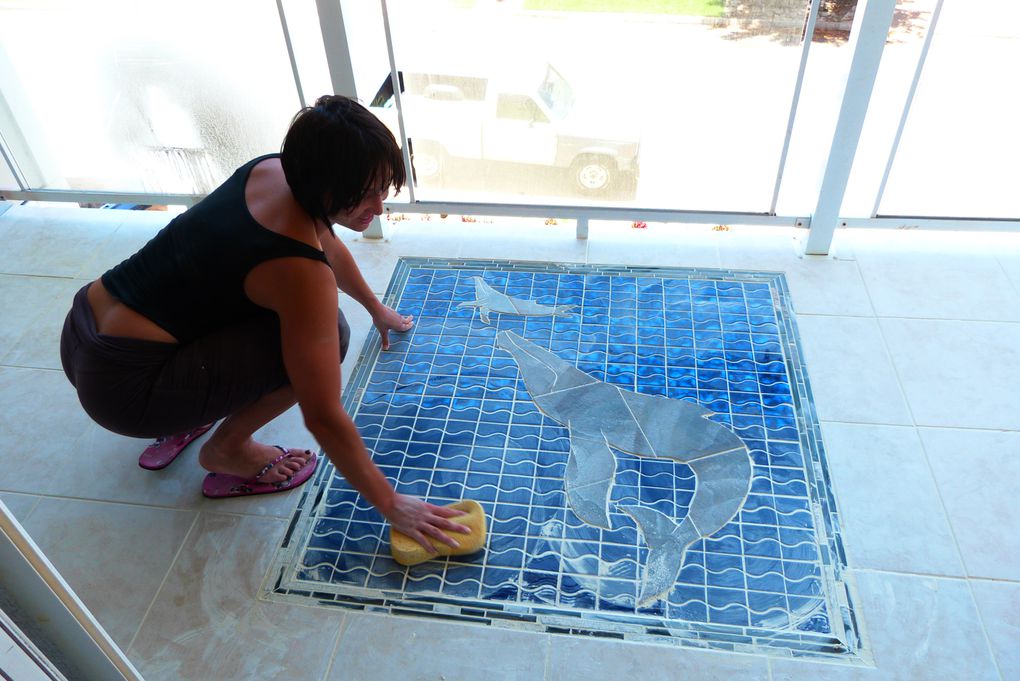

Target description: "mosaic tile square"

left=264, top=258, right=867, bottom=662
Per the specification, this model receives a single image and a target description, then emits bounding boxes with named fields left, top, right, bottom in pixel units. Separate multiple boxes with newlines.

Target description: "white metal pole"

left=803, top=0, right=897, bottom=255
left=379, top=0, right=415, bottom=207
left=315, top=0, right=359, bottom=99
left=276, top=0, right=308, bottom=109
left=0, top=130, right=27, bottom=191
left=576, top=215, right=589, bottom=240
left=870, top=0, right=944, bottom=218
left=315, top=0, right=389, bottom=238
left=770, top=0, right=822, bottom=215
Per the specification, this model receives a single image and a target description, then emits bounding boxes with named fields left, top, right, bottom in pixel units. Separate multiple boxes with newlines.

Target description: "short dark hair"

left=280, top=95, right=405, bottom=230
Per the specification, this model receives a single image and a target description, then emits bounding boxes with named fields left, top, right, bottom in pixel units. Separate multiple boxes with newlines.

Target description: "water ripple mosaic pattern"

left=265, top=257, right=866, bottom=662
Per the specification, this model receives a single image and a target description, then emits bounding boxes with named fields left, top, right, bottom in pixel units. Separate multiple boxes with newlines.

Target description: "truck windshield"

left=536, top=65, right=573, bottom=121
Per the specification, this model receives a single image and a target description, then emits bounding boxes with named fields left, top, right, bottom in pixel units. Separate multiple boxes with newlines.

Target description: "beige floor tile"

left=4, top=204, right=1018, bottom=681
left=821, top=423, right=963, bottom=576
left=716, top=226, right=874, bottom=317
left=969, top=579, right=1020, bottom=681
left=920, top=428, right=1020, bottom=581
left=844, top=229, right=1016, bottom=259
left=770, top=571, right=999, bottom=680
left=824, top=228, right=858, bottom=259
left=0, top=367, right=93, bottom=495
left=63, top=416, right=318, bottom=519
left=586, top=221, right=721, bottom=268
left=797, top=315, right=912, bottom=425
left=379, top=215, right=477, bottom=260
left=18, top=498, right=196, bottom=650
left=129, top=512, right=342, bottom=681
left=339, top=216, right=476, bottom=294
left=0, top=275, right=78, bottom=362
left=849, top=229, right=1020, bottom=322
left=1, top=276, right=87, bottom=370
left=0, top=492, right=41, bottom=520
left=880, top=318, right=1020, bottom=430
left=546, top=636, right=769, bottom=681
left=783, top=257, right=874, bottom=317
left=0, top=205, right=123, bottom=277
left=860, top=253, right=1020, bottom=322
left=328, top=613, right=549, bottom=681
left=996, top=235, right=1020, bottom=298
left=452, top=218, right=588, bottom=264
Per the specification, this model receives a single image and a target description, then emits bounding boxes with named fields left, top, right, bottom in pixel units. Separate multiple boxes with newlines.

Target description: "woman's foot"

left=198, top=437, right=312, bottom=483
left=139, top=423, right=215, bottom=470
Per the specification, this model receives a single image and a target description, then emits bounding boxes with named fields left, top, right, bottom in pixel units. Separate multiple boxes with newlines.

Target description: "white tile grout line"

left=817, top=408, right=1017, bottom=680
left=861, top=315, right=918, bottom=435
left=818, top=417, right=1020, bottom=435
left=2, top=493, right=42, bottom=522
left=318, top=612, right=350, bottom=681
left=124, top=510, right=201, bottom=656
left=911, top=432, right=1008, bottom=681
left=0, top=361, right=66, bottom=372
left=866, top=287, right=1008, bottom=681
left=541, top=631, right=554, bottom=681
left=994, top=251, right=1020, bottom=301
left=969, top=575, right=1020, bottom=586
left=0, top=489, right=302, bottom=522
left=0, top=271, right=81, bottom=280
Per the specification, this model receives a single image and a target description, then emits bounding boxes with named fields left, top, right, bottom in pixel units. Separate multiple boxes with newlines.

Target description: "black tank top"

left=101, top=154, right=329, bottom=344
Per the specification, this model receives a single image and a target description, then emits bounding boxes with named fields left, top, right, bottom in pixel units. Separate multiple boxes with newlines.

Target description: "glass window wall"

left=1, top=0, right=1017, bottom=229
left=0, top=0, right=302, bottom=195
left=369, top=0, right=823, bottom=211
left=875, top=1, right=1020, bottom=218
left=839, top=0, right=939, bottom=219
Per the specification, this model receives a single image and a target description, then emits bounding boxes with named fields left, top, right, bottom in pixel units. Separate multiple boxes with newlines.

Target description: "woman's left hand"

left=372, top=304, right=413, bottom=350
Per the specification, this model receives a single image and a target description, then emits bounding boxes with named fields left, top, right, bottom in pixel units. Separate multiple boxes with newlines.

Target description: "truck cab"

left=370, top=63, right=640, bottom=197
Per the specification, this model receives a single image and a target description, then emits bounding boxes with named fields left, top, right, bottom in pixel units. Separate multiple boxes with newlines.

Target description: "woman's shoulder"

left=245, top=159, right=317, bottom=244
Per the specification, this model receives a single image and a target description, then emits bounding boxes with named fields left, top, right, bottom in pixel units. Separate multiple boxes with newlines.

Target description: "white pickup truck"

left=370, top=63, right=640, bottom=197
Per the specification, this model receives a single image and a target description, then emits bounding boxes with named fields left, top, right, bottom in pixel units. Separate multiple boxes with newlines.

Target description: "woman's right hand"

left=383, top=494, right=471, bottom=553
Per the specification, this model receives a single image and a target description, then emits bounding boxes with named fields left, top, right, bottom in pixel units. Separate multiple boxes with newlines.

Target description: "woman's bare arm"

left=320, top=234, right=413, bottom=349
left=246, top=257, right=466, bottom=550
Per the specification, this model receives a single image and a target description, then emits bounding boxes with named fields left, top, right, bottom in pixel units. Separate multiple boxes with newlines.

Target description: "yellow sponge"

left=390, top=499, right=487, bottom=566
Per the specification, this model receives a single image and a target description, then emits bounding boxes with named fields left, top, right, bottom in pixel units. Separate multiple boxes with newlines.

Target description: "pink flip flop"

left=138, top=423, right=215, bottom=470
left=201, top=447, right=318, bottom=499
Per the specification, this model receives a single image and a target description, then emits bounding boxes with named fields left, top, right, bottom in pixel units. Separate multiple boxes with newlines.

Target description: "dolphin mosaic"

left=495, top=330, right=752, bottom=606
left=458, top=277, right=576, bottom=324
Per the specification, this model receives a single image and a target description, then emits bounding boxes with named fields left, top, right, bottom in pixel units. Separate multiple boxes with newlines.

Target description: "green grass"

left=522, top=0, right=726, bottom=17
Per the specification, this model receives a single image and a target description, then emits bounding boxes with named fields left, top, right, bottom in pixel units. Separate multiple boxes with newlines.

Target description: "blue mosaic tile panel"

left=265, top=257, right=866, bottom=662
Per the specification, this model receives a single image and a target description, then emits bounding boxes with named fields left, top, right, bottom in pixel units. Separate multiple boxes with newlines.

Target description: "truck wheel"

left=412, top=142, right=445, bottom=185
left=571, top=155, right=615, bottom=195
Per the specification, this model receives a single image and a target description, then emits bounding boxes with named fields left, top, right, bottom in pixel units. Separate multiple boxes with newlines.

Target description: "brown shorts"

left=59, top=284, right=350, bottom=438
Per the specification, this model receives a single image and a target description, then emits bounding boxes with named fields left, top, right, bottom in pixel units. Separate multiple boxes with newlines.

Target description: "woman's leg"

left=63, top=280, right=352, bottom=481
left=197, top=384, right=309, bottom=482
left=175, top=309, right=351, bottom=481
